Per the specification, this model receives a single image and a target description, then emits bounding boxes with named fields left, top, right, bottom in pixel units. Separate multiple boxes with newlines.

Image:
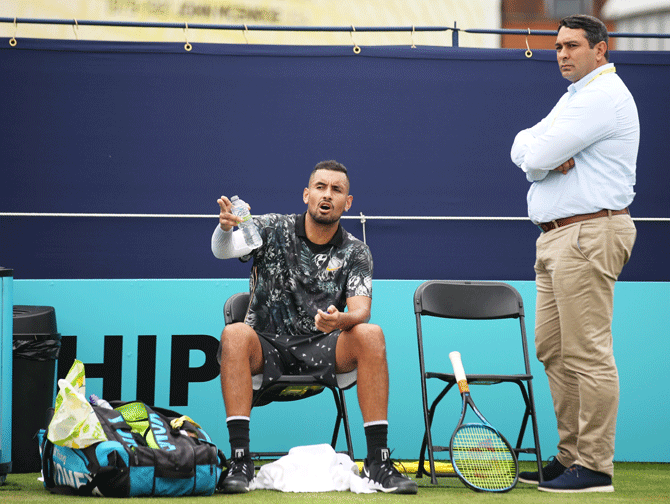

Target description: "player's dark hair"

left=558, top=14, right=609, bottom=61
left=310, top=160, right=350, bottom=190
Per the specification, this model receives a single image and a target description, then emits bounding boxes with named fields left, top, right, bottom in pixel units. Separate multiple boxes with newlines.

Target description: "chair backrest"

left=414, top=280, right=531, bottom=376
left=414, top=280, right=523, bottom=320
left=224, top=292, right=251, bottom=325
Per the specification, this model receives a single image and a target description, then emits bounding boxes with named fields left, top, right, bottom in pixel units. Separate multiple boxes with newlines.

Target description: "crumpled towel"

left=249, top=444, right=374, bottom=493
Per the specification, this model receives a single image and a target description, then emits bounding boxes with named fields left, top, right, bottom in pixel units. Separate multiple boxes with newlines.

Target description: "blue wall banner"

left=13, top=278, right=670, bottom=463
left=1, top=40, right=668, bottom=281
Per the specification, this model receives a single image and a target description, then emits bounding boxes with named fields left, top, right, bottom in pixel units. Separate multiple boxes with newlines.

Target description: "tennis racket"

left=448, top=351, right=519, bottom=492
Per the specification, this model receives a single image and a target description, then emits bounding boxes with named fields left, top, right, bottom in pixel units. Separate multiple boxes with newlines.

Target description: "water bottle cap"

left=231, top=195, right=239, bottom=201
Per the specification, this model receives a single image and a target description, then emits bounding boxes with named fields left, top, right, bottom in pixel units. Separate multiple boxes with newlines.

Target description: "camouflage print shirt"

left=242, top=212, right=373, bottom=336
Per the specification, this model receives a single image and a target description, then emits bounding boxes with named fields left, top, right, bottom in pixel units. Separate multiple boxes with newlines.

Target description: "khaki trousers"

left=534, top=214, right=636, bottom=477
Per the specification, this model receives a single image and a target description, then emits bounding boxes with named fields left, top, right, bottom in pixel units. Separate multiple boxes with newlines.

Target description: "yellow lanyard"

left=585, top=65, right=616, bottom=85
left=551, top=66, right=616, bottom=126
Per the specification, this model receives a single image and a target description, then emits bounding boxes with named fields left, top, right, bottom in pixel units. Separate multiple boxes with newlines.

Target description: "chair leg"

left=421, top=414, right=438, bottom=485
left=419, top=384, right=437, bottom=484
left=339, top=389, right=354, bottom=461
left=417, top=423, right=430, bottom=478
left=330, top=388, right=343, bottom=449
left=526, top=381, right=544, bottom=483
left=417, top=397, right=441, bottom=479
left=511, top=381, right=544, bottom=483
left=512, top=381, right=532, bottom=450
left=419, top=382, right=455, bottom=484
left=329, top=388, right=354, bottom=461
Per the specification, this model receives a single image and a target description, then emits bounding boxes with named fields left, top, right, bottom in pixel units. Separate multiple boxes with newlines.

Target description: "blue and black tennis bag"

left=38, top=401, right=228, bottom=497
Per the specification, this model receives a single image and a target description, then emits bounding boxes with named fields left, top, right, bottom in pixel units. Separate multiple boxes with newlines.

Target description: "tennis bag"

left=38, top=401, right=228, bottom=497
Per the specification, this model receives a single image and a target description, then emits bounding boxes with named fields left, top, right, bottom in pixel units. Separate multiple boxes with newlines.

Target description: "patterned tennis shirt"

left=241, top=212, right=373, bottom=336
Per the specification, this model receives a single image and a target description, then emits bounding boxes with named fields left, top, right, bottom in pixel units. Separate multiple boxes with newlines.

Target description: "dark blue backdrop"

left=1, top=39, right=668, bottom=280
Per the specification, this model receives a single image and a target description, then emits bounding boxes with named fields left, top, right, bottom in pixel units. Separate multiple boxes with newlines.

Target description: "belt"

left=537, top=208, right=629, bottom=233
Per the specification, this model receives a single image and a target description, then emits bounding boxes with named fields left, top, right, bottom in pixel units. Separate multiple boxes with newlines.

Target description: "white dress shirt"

left=511, top=63, right=639, bottom=224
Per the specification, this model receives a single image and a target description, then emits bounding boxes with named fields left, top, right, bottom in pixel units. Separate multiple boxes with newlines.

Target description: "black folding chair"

left=223, top=292, right=356, bottom=460
left=414, top=280, right=543, bottom=484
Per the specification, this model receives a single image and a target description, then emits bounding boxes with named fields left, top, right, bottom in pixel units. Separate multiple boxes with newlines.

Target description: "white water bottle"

left=230, top=195, right=263, bottom=249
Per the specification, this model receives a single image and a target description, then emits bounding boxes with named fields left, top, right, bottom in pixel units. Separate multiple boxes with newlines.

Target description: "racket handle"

left=449, top=351, right=468, bottom=384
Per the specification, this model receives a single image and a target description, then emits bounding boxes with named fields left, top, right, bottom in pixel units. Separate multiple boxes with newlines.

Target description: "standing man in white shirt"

left=510, top=14, right=638, bottom=493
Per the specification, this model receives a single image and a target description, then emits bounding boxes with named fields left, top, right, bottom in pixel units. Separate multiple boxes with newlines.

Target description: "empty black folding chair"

left=414, top=280, right=543, bottom=484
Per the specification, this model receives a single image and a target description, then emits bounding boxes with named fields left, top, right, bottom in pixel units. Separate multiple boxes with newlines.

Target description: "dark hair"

left=558, top=14, right=609, bottom=61
left=309, top=160, right=350, bottom=189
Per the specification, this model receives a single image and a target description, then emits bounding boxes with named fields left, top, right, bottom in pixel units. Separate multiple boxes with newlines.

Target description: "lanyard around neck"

left=551, top=66, right=616, bottom=127
left=585, top=65, right=616, bottom=86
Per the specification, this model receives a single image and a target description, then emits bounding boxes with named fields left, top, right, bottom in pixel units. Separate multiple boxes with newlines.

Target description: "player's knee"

left=354, top=323, right=386, bottom=356
left=220, top=323, right=255, bottom=354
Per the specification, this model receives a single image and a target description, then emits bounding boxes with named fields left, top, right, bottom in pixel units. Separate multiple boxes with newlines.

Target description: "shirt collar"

left=568, top=62, right=614, bottom=95
left=296, top=212, right=344, bottom=247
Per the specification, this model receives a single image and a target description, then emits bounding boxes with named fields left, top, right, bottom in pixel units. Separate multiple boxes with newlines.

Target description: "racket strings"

left=452, top=424, right=516, bottom=490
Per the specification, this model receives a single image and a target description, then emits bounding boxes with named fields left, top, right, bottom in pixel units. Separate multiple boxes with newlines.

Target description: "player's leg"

left=219, top=322, right=264, bottom=417
left=219, top=322, right=264, bottom=493
left=336, top=324, right=417, bottom=494
left=336, top=323, right=388, bottom=422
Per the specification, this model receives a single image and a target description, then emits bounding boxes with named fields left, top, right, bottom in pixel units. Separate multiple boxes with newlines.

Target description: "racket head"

left=449, top=422, right=519, bottom=492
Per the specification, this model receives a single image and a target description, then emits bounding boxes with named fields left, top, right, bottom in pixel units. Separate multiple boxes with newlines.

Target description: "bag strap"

left=41, top=434, right=57, bottom=490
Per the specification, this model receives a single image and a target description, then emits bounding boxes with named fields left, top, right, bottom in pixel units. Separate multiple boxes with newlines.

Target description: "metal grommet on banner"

left=184, top=22, right=192, bottom=51
left=525, top=28, right=533, bottom=58
left=351, top=25, right=361, bottom=54
left=9, top=17, right=17, bottom=47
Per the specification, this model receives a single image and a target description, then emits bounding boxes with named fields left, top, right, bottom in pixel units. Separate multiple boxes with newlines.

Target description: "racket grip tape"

left=449, top=351, right=470, bottom=393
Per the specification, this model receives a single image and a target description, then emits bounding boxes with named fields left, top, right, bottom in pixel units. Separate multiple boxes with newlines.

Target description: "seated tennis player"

left=211, top=160, right=418, bottom=495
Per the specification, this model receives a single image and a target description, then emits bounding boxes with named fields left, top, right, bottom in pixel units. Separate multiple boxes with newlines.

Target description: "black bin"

left=13, top=306, right=61, bottom=473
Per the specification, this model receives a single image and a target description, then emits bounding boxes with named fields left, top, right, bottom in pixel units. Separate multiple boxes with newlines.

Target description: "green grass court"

left=2, top=461, right=668, bottom=503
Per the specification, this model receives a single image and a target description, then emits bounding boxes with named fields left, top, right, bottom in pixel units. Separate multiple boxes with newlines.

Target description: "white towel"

left=249, top=444, right=375, bottom=493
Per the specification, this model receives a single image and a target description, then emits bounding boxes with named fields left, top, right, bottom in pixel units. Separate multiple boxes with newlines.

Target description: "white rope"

left=342, top=215, right=530, bottom=221
left=0, top=212, right=666, bottom=222
left=0, top=212, right=212, bottom=218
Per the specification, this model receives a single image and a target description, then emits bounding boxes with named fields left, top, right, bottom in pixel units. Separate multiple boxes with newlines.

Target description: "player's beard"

left=308, top=207, right=341, bottom=226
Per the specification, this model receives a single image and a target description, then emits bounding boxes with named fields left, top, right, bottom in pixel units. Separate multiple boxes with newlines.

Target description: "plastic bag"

left=47, top=360, right=108, bottom=448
